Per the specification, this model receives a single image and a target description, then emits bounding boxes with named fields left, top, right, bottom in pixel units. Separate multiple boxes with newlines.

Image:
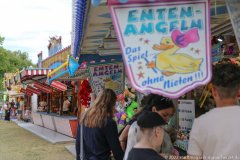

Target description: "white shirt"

left=3, top=104, right=8, bottom=110
left=63, top=100, right=70, bottom=111
left=39, top=101, right=47, bottom=107
left=188, top=106, right=240, bottom=159
left=124, top=121, right=142, bottom=160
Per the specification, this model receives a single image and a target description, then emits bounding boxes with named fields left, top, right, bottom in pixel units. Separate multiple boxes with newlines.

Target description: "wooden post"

left=77, top=80, right=82, bottom=118
left=187, top=91, right=192, bottom=99
left=60, top=92, right=63, bottom=116
left=28, top=95, right=30, bottom=109
left=47, top=93, right=50, bottom=114
left=72, top=86, right=77, bottom=116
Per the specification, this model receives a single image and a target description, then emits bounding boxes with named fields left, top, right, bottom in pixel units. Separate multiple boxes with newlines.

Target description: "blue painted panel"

left=49, top=62, right=63, bottom=69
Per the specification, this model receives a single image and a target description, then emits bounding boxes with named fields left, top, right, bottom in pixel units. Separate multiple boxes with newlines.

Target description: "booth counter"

left=32, top=112, right=78, bottom=138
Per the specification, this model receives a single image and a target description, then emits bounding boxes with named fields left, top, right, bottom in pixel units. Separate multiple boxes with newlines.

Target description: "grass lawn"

left=0, top=120, right=75, bottom=160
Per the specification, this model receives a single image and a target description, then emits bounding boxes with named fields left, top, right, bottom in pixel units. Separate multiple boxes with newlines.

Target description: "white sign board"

left=88, top=62, right=124, bottom=95
left=109, top=0, right=211, bottom=98
left=178, top=100, right=195, bottom=131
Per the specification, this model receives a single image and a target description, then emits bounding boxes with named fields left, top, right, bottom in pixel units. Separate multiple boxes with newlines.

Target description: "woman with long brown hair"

left=76, top=89, right=124, bottom=160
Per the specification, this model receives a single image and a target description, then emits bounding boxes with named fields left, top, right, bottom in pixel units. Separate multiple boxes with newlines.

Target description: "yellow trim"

left=47, top=55, right=70, bottom=77
left=47, top=61, right=68, bottom=77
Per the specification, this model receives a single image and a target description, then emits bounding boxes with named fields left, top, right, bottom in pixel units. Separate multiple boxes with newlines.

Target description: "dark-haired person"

left=76, top=89, right=124, bottom=160
left=119, top=93, right=151, bottom=150
left=62, top=97, right=70, bottom=115
left=10, top=99, right=16, bottom=118
left=188, top=63, right=240, bottom=159
left=127, top=111, right=166, bottom=160
left=4, top=102, right=11, bottom=121
left=124, top=94, right=175, bottom=160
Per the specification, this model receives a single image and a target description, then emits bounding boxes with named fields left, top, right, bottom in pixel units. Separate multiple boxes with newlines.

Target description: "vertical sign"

left=178, top=100, right=195, bottom=131
left=226, top=0, right=240, bottom=50
left=109, top=0, right=211, bottom=98
left=88, top=62, right=124, bottom=95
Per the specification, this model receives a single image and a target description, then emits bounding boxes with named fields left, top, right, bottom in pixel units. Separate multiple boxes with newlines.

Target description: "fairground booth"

left=14, top=37, right=79, bottom=138
left=68, top=0, right=240, bottom=153
left=3, top=72, right=25, bottom=120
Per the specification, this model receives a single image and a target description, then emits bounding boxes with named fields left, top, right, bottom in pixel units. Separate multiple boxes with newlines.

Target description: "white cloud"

left=0, top=0, right=72, bottom=64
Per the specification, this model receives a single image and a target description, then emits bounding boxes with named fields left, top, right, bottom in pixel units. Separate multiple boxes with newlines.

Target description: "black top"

left=10, top=102, right=15, bottom=108
left=127, top=148, right=166, bottom=160
left=76, top=117, right=124, bottom=160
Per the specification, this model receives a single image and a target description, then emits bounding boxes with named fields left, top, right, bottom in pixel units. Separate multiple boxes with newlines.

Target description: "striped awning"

left=20, top=68, right=53, bottom=84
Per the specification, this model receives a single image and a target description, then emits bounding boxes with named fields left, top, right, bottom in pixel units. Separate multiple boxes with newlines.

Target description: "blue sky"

left=0, top=0, right=72, bottom=64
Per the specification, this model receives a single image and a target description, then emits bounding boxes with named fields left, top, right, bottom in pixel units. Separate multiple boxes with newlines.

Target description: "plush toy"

left=117, top=93, right=125, bottom=107
left=123, top=88, right=136, bottom=99
left=116, top=112, right=127, bottom=125
left=115, top=87, right=138, bottom=123
left=126, top=100, right=139, bottom=119
left=115, top=112, right=127, bottom=131
left=116, top=91, right=134, bottom=112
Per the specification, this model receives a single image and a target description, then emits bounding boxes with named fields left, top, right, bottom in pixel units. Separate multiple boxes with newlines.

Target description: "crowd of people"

left=1, top=98, right=30, bottom=122
left=1, top=99, right=18, bottom=121
left=75, top=62, right=240, bottom=160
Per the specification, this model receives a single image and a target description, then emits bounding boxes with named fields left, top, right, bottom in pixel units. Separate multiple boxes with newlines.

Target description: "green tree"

left=0, top=36, right=35, bottom=91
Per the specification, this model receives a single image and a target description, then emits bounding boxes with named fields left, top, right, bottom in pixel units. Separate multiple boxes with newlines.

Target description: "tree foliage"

left=0, top=36, right=35, bottom=91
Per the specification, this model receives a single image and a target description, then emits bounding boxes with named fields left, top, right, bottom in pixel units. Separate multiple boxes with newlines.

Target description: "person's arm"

left=104, top=119, right=124, bottom=160
left=75, top=124, right=81, bottom=160
left=119, top=124, right=131, bottom=150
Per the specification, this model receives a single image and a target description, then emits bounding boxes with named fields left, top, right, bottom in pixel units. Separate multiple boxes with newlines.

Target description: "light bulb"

left=217, top=38, right=223, bottom=42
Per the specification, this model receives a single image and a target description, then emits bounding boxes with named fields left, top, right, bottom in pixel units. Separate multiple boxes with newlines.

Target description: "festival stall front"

left=30, top=81, right=79, bottom=138
left=19, top=68, right=53, bottom=122
left=108, top=0, right=213, bottom=154
left=70, top=0, right=144, bottom=133
left=28, top=55, right=80, bottom=138
left=3, top=72, right=25, bottom=120
left=71, top=0, right=240, bottom=154
left=4, top=72, right=24, bottom=100
left=21, top=42, right=80, bottom=138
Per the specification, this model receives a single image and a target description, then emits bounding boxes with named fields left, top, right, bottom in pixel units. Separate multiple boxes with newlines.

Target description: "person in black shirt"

left=4, top=102, right=11, bottom=121
left=127, top=111, right=166, bottom=160
left=76, top=89, right=124, bottom=160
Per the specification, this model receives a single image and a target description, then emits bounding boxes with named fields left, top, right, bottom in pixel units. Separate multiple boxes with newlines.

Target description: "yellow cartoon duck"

left=149, top=29, right=203, bottom=76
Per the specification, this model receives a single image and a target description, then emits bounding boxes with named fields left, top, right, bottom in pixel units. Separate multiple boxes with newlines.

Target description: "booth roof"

left=71, top=0, right=231, bottom=59
left=20, top=68, right=53, bottom=84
